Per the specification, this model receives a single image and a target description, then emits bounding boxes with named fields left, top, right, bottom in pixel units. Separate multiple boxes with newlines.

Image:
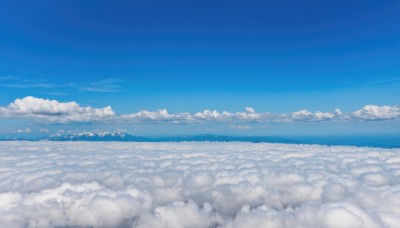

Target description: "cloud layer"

left=0, top=96, right=399, bottom=123
left=0, top=142, right=400, bottom=227
left=0, top=76, right=122, bottom=93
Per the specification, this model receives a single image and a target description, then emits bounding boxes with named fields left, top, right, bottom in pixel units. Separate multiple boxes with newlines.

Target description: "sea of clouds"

left=1, top=142, right=400, bottom=227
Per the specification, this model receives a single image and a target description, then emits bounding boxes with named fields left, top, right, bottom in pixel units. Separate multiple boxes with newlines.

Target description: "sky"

left=0, top=0, right=399, bottom=137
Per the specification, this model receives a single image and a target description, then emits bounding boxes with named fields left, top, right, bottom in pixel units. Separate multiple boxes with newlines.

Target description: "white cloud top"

left=0, top=96, right=115, bottom=123
left=0, top=142, right=400, bottom=227
left=352, top=105, right=400, bottom=120
left=0, top=96, right=399, bottom=123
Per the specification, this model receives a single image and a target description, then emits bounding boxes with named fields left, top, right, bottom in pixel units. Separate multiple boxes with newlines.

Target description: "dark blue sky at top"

left=0, top=0, right=399, bottom=136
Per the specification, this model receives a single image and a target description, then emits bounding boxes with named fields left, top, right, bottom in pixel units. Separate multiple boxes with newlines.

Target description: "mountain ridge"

left=44, top=132, right=297, bottom=143
left=1, top=132, right=399, bottom=148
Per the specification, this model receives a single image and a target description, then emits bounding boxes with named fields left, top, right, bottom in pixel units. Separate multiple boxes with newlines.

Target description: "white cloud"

left=121, top=108, right=340, bottom=123
left=11, top=128, right=31, bottom=133
left=0, top=96, right=399, bottom=124
left=39, top=128, right=49, bottom=133
left=121, top=109, right=179, bottom=122
left=0, top=142, right=399, bottom=227
left=245, top=107, right=255, bottom=114
left=0, top=96, right=115, bottom=123
left=352, top=105, right=400, bottom=120
left=0, top=76, right=69, bottom=89
left=119, top=105, right=399, bottom=123
left=229, top=125, right=252, bottom=130
left=120, top=108, right=263, bottom=123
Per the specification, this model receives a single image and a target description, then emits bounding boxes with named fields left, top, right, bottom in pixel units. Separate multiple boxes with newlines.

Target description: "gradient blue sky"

left=0, top=0, right=399, bottom=137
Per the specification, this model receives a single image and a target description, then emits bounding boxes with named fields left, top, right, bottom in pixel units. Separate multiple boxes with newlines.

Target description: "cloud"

left=79, top=78, right=122, bottom=93
left=0, top=76, right=62, bottom=89
left=121, top=108, right=266, bottom=123
left=229, top=125, right=252, bottom=130
left=2, top=83, right=59, bottom=89
left=0, top=141, right=399, bottom=227
left=39, top=128, right=49, bottom=133
left=291, top=109, right=338, bottom=121
left=121, top=107, right=343, bottom=123
left=0, top=96, right=115, bottom=123
left=368, top=77, right=400, bottom=86
left=120, top=105, right=400, bottom=123
left=0, top=76, right=122, bottom=93
left=11, top=128, right=31, bottom=133
left=352, top=105, right=400, bottom=120
left=0, top=96, right=399, bottom=124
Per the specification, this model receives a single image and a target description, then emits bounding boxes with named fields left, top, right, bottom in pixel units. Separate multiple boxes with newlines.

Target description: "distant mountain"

left=1, top=132, right=398, bottom=148
left=45, top=132, right=299, bottom=143
left=46, top=131, right=149, bottom=141
left=0, top=137, right=36, bottom=141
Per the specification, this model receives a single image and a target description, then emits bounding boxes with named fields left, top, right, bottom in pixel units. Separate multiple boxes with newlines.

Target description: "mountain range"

left=45, top=132, right=298, bottom=143
left=1, top=132, right=399, bottom=148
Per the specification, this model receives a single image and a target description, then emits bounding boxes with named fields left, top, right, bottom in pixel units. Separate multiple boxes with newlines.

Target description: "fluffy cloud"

left=0, top=96, right=399, bottom=124
left=119, top=105, right=400, bottom=123
left=120, top=107, right=266, bottom=123
left=0, top=142, right=400, bottom=227
left=352, top=105, right=400, bottom=120
left=121, top=107, right=345, bottom=123
left=121, top=108, right=325, bottom=123
left=0, top=96, right=115, bottom=123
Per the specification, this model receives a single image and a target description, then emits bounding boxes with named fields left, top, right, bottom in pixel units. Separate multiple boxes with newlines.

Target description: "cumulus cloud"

left=352, top=105, right=400, bottom=120
left=121, top=107, right=346, bottom=123
left=0, top=96, right=399, bottom=124
left=0, top=142, right=400, bottom=227
left=117, top=105, right=400, bottom=123
left=119, top=108, right=268, bottom=124
left=120, top=108, right=327, bottom=123
left=0, top=96, right=115, bottom=123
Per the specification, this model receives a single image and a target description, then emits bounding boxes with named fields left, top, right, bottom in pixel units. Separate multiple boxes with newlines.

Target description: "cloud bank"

left=0, top=96, right=115, bottom=123
left=0, top=96, right=399, bottom=123
left=0, top=142, right=400, bottom=227
left=352, top=105, right=400, bottom=120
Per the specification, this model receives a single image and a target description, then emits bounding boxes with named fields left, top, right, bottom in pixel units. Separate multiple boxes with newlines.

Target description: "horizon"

left=2, top=131, right=400, bottom=149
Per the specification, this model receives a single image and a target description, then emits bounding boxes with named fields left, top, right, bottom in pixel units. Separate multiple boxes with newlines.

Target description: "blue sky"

left=0, top=0, right=399, bottom=137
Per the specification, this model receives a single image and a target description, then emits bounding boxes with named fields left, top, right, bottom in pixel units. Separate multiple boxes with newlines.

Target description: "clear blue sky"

left=0, top=0, right=399, bottom=137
